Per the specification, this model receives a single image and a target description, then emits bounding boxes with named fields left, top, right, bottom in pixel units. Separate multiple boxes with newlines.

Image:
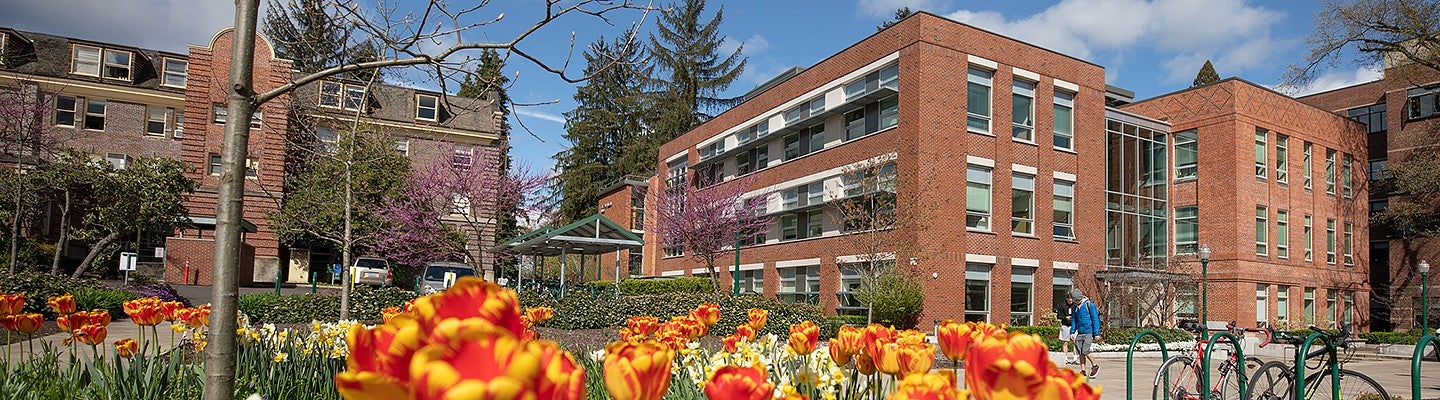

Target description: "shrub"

left=237, top=287, right=418, bottom=324
left=0, top=272, right=105, bottom=318
left=127, top=283, right=192, bottom=307
left=1358, top=330, right=1422, bottom=345
left=854, top=270, right=925, bottom=330
left=349, top=286, right=419, bottom=321
left=1009, top=325, right=1063, bottom=350
left=72, top=287, right=139, bottom=317
left=1101, top=327, right=1193, bottom=345
left=532, top=291, right=833, bottom=338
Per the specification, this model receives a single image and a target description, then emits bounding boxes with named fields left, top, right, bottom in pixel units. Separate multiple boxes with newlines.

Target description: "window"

left=699, top=141, right=724, bottom=161
left=146, top=107, right=171, bottom=136
left=736, top=147, right=768, bottom=175
left=965, top=263, right=991, bottom=322
left=83, top=99, right=105, bottom=131
left=781, top=214, right=798, bottom=240
left=395, top=138, right=409, bottom=156
left=1053, top=270, right=1075, bottom=320
left=316, top=128, right=338, bottom=153
left=1053, top=91, right=1074, bottom=150
left=844, top=108, right=866, bottom=141
left=452, top=144, right=474, bottom=171
left=1277, top=286, right=1290, bottom=323
left=1326, top=218, right=1337, bottom=264
left=105, top=153, right=129, bottom=169
left=966, top=165, right=992, bottom=230
left=806, top=211, right=822, bottom=238
left=451, top=194, right=471, bottom=216
left=245, top=158, right=259, bottom=178
left=102, top=50, right=131, bottom=80
left=416, top=94, right=439, bottom=121
left=0, top=34, right=6, bottom=66
left=1175, top=206, right=1198, bottom=254
left=343, top=85, right=366, bottom=111
left=808, top=125, right=826, bottom=153
left=1304, top=215, right=1314, bottom=262
left=1011, top=172, right=1035, bottom=234
left=878, top=96, right=898, bottom=131
left=1342, top=154, right=1353, bottom=198
left=1053, top=180, right=1075, bottom=239
left=1256, top=284, right=1270, bottom=326
left=1368, top=159, right=1388, bottom=181
left=162, top=59, right=187, bottom=87
left=212, top=103, right=228, bottom=124
left=783, top=134, right=800, bottom=160
left=1371, top=199, right=1389, bottom=213
left=1304, top=288, right=1315, bottom=324
left=319, top=82, right=342, bottom=108
left=737, top=270, right=763, bottom=295
left=1347, top=103, right=1386, bottom=133
left=208, top=153, right=222, bottom=175
left=1174, top=130, right=1197, bottom=180
left=1326, top=291, right=1337, bottom=326
left=174, top=112, right=184, bottom=138
left=1255, top=130, right=1267, bottom=179
left=1009, top=268, right=1034, bottom=326
left=54, top=96, right=77, bottom=127
left=1256, top=206, right=1268, bottom=256
left=1343, top=222, right=1354, bottom=265
left=1303, top=142, right=1313, bottom=189
left=967, top=67, right=993, bottom=134
left=71, top=45, right=100, bottom=76
left=1407, top=86, right=1440, bottom=120
left=843, top=162, right=896, bottom=197
left=1325, top=149, right=1337, bottom=195
left=1012, top=80, right=1035, bottom=141
left=1276, top=210, right=1289, bottom=259
left=778, top=266, right=819, bottom=305
left=1344, top=291, right=1354, bottom=326
left=1276, top=134, right=1288, bottom=183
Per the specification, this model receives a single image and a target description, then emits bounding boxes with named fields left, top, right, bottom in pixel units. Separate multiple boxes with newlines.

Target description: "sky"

left=0, top=0, right=1385, bottom=176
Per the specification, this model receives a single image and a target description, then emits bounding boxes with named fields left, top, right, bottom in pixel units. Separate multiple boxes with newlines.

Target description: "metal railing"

left=1413, top=334, right=1439, bottom=400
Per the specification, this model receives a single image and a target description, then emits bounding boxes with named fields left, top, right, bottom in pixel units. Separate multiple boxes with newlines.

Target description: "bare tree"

left=1283, top=0, right=1440, bottom=88
left=205, top=1, right=652, bottom=397
left=649, top=175, right=770, bottom=293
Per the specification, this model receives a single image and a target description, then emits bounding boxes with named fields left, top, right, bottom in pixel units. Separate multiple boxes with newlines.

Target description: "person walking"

left=1058, top=296, right=1078, bottom=365
left=1070, top=288, right=1102, bottom=378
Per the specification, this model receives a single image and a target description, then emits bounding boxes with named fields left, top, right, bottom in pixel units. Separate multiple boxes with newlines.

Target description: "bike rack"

left=1125, top=330, right=1171, bottom=400
left=1295, top=333, right=1341, bottom=400
left=1412, top=334, right=1439, bottom=400
left=1200, top=331, right=1245, bottom=400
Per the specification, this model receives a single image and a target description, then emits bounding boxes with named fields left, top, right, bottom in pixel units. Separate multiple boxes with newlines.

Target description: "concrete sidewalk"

left=4, top=319, right=185, bottom=362
left=1063, top=351, right=1440, bottom=400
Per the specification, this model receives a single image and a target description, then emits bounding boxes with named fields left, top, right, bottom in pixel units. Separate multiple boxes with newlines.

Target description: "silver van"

left=420, top=262, right=476, bottom=294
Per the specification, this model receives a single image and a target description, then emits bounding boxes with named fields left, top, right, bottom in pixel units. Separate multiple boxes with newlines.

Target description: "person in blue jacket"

left=1070, top=288, right=1102, bottom=377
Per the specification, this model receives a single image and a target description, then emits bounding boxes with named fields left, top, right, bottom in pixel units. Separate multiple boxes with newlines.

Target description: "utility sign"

left=119, top=252, right=138, bottom=271
left=443, top=272, right=457, bottom=289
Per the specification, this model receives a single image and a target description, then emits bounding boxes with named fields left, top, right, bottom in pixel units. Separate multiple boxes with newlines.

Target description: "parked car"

left=352, top=257, right=392, bottom=286
left=420, top=262, right=477, bottom=294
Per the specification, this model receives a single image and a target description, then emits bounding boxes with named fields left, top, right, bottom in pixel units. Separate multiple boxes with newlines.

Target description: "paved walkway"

left=1066, top=352, right=1440, bottom=400
left=3, top=319, right=184, bottom=362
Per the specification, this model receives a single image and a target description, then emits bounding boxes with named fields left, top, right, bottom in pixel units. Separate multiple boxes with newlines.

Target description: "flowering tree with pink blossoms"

left=375, top=142, right=547, bottom=280
left=649, top=176, right=771, bottom=293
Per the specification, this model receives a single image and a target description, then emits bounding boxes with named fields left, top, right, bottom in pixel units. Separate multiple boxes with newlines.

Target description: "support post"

left=559, top=247, right=567, bottom=298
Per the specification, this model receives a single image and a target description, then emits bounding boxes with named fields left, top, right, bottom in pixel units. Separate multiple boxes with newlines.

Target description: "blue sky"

left=0, top=0, right=1384, bottom=175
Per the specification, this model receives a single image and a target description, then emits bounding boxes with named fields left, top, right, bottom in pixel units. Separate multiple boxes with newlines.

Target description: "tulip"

left=653, top=329, right=690, bottom=350
left=690, top=302, right=720, bottom=327
left=863, top=324, right=897, bottom=359
left=746, top=308, right=767, bottom=331
left=89, top=309, right=113, bottom=327
left=665, top=316, right=706, bottom=340
left=381, top=306, right=403, bottom=324
left=830, top=326, right=865, bottom=365
left=787, top=321, right=820, bottom=355
left=856, top=354, right=877, bottom=375
left=410, top=277, right=525, bottom=337
left=936, top=320, right=974, bottom=361
left=124, top=298, right=166, bottom=326
left=875, top=341, right=902, bottom=376
left=887, top=372, right=969, bottom=400
left=704, top=365, right=775, bottom=400
left=57, top=313, right=82, bottom=332
left=0, top=292, right=23, bottom=316
left=159, top=301, right=184, bottom=322
left=734, top=324, right=756, bottom=342
left=603, top=341, right=673, bottom=400
left=1048, top=365, right=1103, bottom=400
left=48, top=294, right=76, bottom=316
left=897, top=342, right=936, bottom=377
left=965, top=333, right=1055, bottom=400
left=1, top=313, right=42, bottom=334
left=180, top=306, right=211, bottom=328
left=409, top=328, right=542, bottom=400
left=114, top=338, right=139, bottom=358
left=525, top=307, right=555, bottom=324
left=531, top=340, right=585, bottom=400
left=75, top=324, right=108, bottom=345
left=723, top=335, right=741, bottom=353
left=335, top=316, right=425, bottom=399
left=625, top=316, right=660, bottom=337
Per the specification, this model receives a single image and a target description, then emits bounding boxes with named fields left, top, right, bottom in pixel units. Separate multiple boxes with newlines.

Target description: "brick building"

left=0, top=27, right=506, bottom=285
left=1301, top=57, right=1440, bottom=330
left=619, top=12, right=1373, bottom=330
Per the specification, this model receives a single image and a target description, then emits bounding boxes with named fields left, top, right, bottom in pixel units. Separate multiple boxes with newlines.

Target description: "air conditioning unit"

left=172, top=127, right=184, bottom=138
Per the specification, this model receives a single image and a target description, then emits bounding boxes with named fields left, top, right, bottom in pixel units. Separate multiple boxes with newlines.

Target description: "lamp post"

left=1420, top=260, right=1430, bottom=333
left=1200, top=244, right=1212, bottom=328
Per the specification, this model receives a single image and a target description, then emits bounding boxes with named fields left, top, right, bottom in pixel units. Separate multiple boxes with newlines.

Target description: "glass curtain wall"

left=1104, top=111, right=1170, bottom=269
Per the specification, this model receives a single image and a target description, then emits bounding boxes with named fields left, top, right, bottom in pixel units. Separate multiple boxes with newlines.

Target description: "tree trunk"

left=339, top=145, right=354, bottom=320
left=49, top=190, right=71, bottom=275
left=204, top=1, right=259, bottom=397
left=71, top=231, right=121, bottom=278
left=8, top=178, right=20, bottom=274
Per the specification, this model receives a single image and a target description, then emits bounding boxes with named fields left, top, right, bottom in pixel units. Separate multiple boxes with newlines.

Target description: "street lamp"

left=1420, top=260, right=1430, bottom=333
left=1199, top=244, right=1212, bottom=329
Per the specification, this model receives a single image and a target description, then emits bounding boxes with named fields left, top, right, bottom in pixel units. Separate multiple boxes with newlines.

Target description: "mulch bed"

left=1, top=320, right=64, bottom=345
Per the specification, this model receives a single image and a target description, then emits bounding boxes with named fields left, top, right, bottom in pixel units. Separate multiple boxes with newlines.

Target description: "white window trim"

left=54, top=96, right=77, bottom=128
left=161, top=58, right=188, bottom=88
left=71, top=44, right=101, bottom=77
left=416, top=94, right=440, bottom=122
left=101, top=49, right=133, bottom=81
left=145, top=106, right=170, bottom=137
left=319, top=81, right=342, bottom=109
left=82, top=99, right=106, bottom=131
left=967, top=66, right=995, bottom=135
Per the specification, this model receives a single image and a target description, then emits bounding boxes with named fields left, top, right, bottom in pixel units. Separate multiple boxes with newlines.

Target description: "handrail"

left=1296, top=333, right=1340, bottom=400
left=1127, top=330, right=1171, bottom=400
left=1412, top=334, right=1439, bottom=400
left=1201, top=331, right=1244, bottom=400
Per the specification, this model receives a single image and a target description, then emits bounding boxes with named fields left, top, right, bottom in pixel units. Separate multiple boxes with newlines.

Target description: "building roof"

left=0, top=27, right=185, bottom=93
left=490, top=213, right=642, bottom=256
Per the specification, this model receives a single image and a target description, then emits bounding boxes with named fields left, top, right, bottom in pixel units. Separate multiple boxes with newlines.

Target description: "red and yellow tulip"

left=965, top=333, right=1057, bottom=400
left=625, top=316, right=660, bottom=337
left=722, top=335, right=741, bottom=353
left=787, top=321, right=820, bottom=355
left=887, top=372, right=969, bottom=400
left=704, top=365, right=775, bottom=400
left=410, top=278, right=525, bottom=337
left=48, top=294, right=76, bottom=316
left=381, top=306, right=404, bottom=324
left=178, top=306, right=211, bottom=328
left=733, top=324, right=756, bottom=343
left=159, top=301, right=184, bottom=322
left=75, top=324, right=107, bottom=345
left=1, top=313, right=42, bottom=334
left=856, top=354, right=877, bottom=375
left=0, top=292, right=24, bottom=316
left=897, top=342, right=937, bottom=377
left=114, top=338, right=139, bottom=358
left=830, top=326, right=865, bottom=365
left=689, top=302, right=720, bottom=328
left=525, top=307, right=555, bottom=325
left=533, top=340, right=585, bottom=400
left=602, top=341, right=673, bottom=400
left=408, top=328, right=542, bottom=400
left=123, top=298, right=166, bottom=326
left=863, top=324, right=898, bottom=359
left=745, top=308, right=767, bottom=331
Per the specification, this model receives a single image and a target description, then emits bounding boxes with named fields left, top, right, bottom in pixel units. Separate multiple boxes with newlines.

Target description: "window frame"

left=1255, top=206, right=1268, bottom=256
left=319, top=81, right=342, bottom=108
left=1011, top=79, right=1036, bottom=142
left=1011, top=172, right=1035, bottom=235
left=1255, top=129, right=1268, bottom=179
left=83, top=99, right=106, bottom=131
left=1343, top=222, right=1354, bottom=266
left=1326, top=218, right=1337, bottom=265
left=416, top=94, right=440, bottom=121
left=1276, top=210, right=1289, bottom=259
left=966, top=164, right=993, bottom=231
left=964, top=263, right=992, bottom=323
left=1256, top=284, right=1270, bottom=325
left=101, top=49, right=132, bottom=81
left=343, top=84, right=366, bottom=111
left=1303, top=142, right=1313, bottom=190
left=1325, top=149, right=1337, bottom=195
left=54, top=96, right=78, bottom=127
left=145, top=106, right=171, bottom=136
left=394, top=138, right=410, bottom=156
left=1304, top=288, right=1316, bottom=324
left=1304, top=215, right=1314, bottom=262
left=161, top=58, right=188, bottom=88
left=70, top=44, right=101, bottom=77
left=966, top=67, right=994, bottom=135
left=1342, top=154, right=1353, bottom=198
left=1276, top=134, right=1289, bottom=183
left=1174, top=130, right=1198, bottom=180
left=1277, top=285, right=1290, bottom=323
left=1053, top=180, right=1075, bottom=240
left=1053, top=90, right=1075, bottom=150
left=1175, top=206, right=1199, bottom=254
left=208, top=153, right=222, bottom=176
left=1010, top=274, right=1034, bottom=326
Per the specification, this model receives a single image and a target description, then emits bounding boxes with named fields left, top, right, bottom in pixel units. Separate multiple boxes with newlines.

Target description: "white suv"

left=352, top=257, right=391, bottom=286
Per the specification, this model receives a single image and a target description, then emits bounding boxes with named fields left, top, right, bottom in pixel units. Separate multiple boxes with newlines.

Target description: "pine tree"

left=646, top=0, right=746, bottom=138
left=457, top=49, right=521, bottom=276
left=555, top=33, right=649, bottom=223
left=877, top=7, right=915, bottom=31
left=1193, top=60, right=1220, bottom=87
left=263, top=0, right=382, bottom=82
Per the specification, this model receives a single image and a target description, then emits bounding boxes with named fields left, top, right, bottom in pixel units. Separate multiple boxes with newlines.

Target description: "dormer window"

left=343, top=85, right=365, bottom=111
left=72, top=45, right=101, bottom=76
left=0, top=34, right=8, bottom=66
left=162, top=59, right=187, bottom=88
left=416, top=94, right=439, bottom=121
left=319, top=81, right=341, bottom=108
left=103, top=50, right=132, bottom=80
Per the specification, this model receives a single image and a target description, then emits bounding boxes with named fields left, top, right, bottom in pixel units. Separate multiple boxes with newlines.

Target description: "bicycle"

left=1153, top=320, right=1271, bottom=400
left=1244, top=324, right=1390, bottom=400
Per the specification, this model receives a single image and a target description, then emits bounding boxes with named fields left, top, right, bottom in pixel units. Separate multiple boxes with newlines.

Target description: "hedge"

left=583, top=277, right=714, bottom=296
left=1005, top=326, right=1194, bottom=351
left=1358, top=330, right=1426, bottom=345
left=0, top=272, right=109, bottom=318
left=238, top=286, right=418, bottom=324
left=527, top=291, right=833, bottom=338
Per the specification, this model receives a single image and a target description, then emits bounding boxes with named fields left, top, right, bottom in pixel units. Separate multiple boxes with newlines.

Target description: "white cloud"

left=858, top=0, right=945, bottom=18
left=720, top=34, right=770, bottom=57
left=514, top=108, right=567, bottom=124
left=1279, top=66, right=1383, bottom=97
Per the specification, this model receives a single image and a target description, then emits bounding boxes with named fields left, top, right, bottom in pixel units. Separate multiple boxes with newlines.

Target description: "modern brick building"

left=0, top=27, right=506, bottom=285
left=1301, top=56, right=1440, bottom=331
left=622, top=12, right=1373, bottom=330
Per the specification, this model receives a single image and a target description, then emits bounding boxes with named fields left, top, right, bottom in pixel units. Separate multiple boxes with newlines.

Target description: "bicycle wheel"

left=1306, top=369, right=1391, bottom=400
left=1244, top=361, right=1293, bottom=400
left=1154, top=356, right=1203, bottom=400
left=1219, top=356, right=1268, bottom=400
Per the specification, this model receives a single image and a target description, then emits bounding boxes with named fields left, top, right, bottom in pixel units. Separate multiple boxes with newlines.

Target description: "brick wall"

left=163, top=236, right=254, bottom=286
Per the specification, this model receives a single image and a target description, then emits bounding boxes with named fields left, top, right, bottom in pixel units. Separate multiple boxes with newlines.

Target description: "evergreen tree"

left=457, top=49, right=521, bottom=276
left=263, top=0, right=382, bottom=82
left=877, top=7, right=915, bottom=31
left=556, top=33, right=649, bottom=223
left=646, top=0, right=746, bottom=138
left=1193, top=60, right=1220, bottom=87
